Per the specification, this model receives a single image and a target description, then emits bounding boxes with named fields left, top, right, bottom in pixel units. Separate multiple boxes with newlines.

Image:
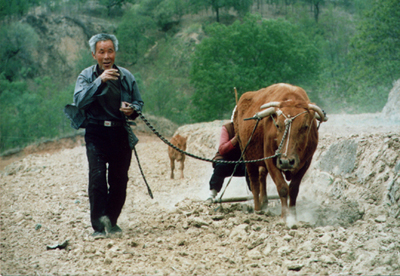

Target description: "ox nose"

left=277, top=157, right=296, bottom=170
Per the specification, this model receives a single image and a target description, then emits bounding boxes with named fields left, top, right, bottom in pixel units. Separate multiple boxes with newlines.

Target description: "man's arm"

left=73, top=70, right=103, bottom=110
left=218, top=125, right=238, bottom=155
left=74, top=67, right=121, bottom=110
left=120, top=73, right=144, bottom=119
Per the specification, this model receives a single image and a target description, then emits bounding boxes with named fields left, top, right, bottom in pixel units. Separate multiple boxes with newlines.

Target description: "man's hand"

left=100, top=68, right=119, bottom=83
left=120, top=101, right=136, bottom=117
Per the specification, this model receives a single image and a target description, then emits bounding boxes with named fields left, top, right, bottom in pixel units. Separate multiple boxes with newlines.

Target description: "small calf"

left=168, top=134, right=187, bottom=179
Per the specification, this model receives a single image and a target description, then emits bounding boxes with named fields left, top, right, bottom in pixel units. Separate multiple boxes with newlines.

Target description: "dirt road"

left=1, top=114, right=400, bottom=275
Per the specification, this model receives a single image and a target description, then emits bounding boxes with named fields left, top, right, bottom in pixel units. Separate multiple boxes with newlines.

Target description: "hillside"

left=2, top=0, right=399, bottom=153
left=21, top=12, right=115, bottom=83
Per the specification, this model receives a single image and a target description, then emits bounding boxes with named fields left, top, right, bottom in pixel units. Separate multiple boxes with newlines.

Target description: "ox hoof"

left=286, top=213, right=298, bottom=229
left=260, top=201, right=269, bottom=211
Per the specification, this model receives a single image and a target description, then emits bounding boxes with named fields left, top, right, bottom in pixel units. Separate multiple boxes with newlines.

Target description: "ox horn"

left=244, top=101, right=279, bottom=120
left=308, top=104, right=328, bottom=122
left=244, top=107, right=276, bottom=121
left=260, top=101, right=280, bottom=109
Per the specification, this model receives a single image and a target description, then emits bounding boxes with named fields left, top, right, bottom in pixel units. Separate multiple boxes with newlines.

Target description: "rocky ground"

left=1, top=113, right=400, bottom=276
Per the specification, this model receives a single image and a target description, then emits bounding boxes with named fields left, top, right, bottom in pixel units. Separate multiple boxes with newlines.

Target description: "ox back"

left=168, top=134, right=188, bottom=179
left=233, top=83, right=325, bottom=220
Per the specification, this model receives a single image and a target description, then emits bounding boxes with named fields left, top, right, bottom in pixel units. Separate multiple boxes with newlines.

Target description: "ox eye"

left=300, top=125, right=309, bottom=133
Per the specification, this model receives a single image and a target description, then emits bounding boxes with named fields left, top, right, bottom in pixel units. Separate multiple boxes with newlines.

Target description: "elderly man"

left=66, top=33, right=143, bottom=238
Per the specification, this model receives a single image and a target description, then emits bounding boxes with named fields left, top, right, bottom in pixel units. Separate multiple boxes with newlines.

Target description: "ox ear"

left=308, top=104, right=328, bottom=122
left=260, top=101, right=280, bottom=109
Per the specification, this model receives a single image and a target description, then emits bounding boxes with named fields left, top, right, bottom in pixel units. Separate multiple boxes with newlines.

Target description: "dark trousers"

left=209, top=162, right=249, bottom=193
left=85, top=124, right=132, bottom=232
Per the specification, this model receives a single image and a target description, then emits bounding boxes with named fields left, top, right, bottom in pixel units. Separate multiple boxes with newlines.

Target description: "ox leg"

left=247, top=165, right=261, bottom=211
left=259, top=166, right=268, bottom=210
left=288, top=182, right=299, bottom=219
left=267, top=160, right=289, bottom=219
left=278, top=184, right=289, bottom=220
left=288, top=160, right=311, bottom=219
left=170, top=158, right=175, bottom=179
left=180, top=158, right=185, bottom=179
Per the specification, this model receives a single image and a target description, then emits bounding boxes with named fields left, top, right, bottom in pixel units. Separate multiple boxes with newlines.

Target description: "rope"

left=133, top=146, right=154, bottom=199
left=130, top=107, right=306, bottom=202
left=279, top=111, right=307, bottom=157
left=218, top=119, right=260, bottom=200
left=134, top=109, right=284, bottom=164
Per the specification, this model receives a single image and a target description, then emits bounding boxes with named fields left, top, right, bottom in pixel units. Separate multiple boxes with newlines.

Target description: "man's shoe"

left=91, top=231, right=106, bottom=239
left=110, top=225, right=122, bottom=234
left=100, top=216, right=112, bottom=234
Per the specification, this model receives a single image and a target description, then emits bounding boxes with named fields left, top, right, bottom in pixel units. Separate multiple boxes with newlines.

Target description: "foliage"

left=346, top=0, right=400, bottom=112
left=99, top=0, right=131, bottom=16
left=349, top=0, right=400, bottom=87
left=0, top=75, right=74, bottom=152
left=0, top=0, right=42, bottom=19
left=189, top=14, right=319, bottom=122
left=286, top=4, right=357, bottom=111
left=74, top=49, right=97, bottom=75
left=1, top=0, right=397, bottom=152
left=138, top=32, right=195, bottom=125
left=0, top=22, right=39, bottom=81
left=190, top=0, right=252, bottom=22
left=153, top=0, right=188, bottom=31
left=116, top=3, right=158, bottom=65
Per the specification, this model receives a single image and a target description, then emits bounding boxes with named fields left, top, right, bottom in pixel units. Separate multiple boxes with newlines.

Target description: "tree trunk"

left=314, top=2, right=319, bottom=23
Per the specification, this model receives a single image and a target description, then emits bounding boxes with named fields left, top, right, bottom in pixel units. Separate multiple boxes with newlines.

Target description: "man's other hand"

left=120, top=101, right=135, bottom=117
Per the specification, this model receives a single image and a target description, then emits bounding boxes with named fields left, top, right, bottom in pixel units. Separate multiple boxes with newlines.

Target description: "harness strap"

left=277, top=110, right=307, bottom=157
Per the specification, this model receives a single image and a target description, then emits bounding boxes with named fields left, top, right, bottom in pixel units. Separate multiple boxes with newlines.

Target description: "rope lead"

left=133, top=109, right=283, bottom=164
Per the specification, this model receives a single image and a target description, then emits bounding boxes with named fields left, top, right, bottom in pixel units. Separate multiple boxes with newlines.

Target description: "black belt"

left=89, top=119, right=124, bottom=127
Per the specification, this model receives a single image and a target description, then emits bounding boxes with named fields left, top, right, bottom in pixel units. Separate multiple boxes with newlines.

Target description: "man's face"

left=92, top=40, right=116, bottom=71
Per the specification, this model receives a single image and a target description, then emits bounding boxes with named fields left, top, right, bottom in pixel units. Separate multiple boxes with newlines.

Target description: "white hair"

left=89, top=33, right=119, bottom=54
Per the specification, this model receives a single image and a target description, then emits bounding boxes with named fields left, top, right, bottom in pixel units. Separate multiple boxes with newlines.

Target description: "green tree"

left=350, top=0, right=400, bottom=85
left=153, top=0, right=188, bottom=31
left=99, top=0, right=132, bottom=16
left=288, top=4, right=357, bottom=109
left=0, top=75, right=28, bottom=150
left=347, top=0, right=400, bottom=111
left=190, top=0, right=252, bottom=22
left=116, top=2, right=157, bottom=65
left=0, top=22, right=39, bottom=81
left=189, top=14, right=319, bottom=122
left=0, top=75, right=73, bottom=151
left=0, top=0, right=43, bottom=19
left=139, top=36, right=194, bottom=124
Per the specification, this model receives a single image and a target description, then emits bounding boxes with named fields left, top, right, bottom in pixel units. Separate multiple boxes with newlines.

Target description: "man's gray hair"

left=89, top=33, right=119, bottom=54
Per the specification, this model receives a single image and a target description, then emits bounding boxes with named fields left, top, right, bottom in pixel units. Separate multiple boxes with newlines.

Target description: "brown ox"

left=168, top=134, right=187, bottom=179
left=234, top=83, right=327, bottom=219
